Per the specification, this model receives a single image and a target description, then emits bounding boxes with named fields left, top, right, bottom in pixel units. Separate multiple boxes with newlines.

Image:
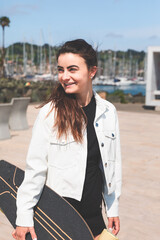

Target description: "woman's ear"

left=90, top=66, right=97, bottom=79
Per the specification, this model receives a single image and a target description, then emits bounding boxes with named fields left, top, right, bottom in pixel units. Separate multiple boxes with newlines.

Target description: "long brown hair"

left=45, top=39, right=97, bottom=142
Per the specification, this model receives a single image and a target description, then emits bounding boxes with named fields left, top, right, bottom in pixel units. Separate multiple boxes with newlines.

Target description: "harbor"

left=93, top=83, right=146, bottom=96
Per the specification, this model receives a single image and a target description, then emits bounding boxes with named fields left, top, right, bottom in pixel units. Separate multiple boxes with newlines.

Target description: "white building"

left=145, top=46, right=160, bottom=109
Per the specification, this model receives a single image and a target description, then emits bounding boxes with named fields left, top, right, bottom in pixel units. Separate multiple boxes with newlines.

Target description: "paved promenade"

left=0, top=103, right=160, bottom=240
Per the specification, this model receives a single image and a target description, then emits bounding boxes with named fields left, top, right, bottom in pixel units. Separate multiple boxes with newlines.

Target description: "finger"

left=113, top=220, right=120, bottom=235
left=16, top=234, right=26, bottom=240
left=16, top=233, right=26, bottom=240
left=107, top=217, right=113, bottom=229
left=15, top=228, right=28, bottom=240
left=12, top=229, right=16, bottom=239
left=29, top=227, right=37, bottom=240
left=112, top=228, right=118, bottom=235
left=113, top=228, right=119, bottom=235
left=94, top=235, right=100, bottom=240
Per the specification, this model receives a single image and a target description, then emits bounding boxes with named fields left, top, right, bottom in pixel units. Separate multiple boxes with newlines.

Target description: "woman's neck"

left=76, top=90, right=93, bottom=107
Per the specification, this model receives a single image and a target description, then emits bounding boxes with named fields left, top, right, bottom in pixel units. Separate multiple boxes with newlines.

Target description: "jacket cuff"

left=107, top=204, right=119, bottom=217
left=16, top=212, right=34, bottom=227
left=106, top=196, right=119, bottom=217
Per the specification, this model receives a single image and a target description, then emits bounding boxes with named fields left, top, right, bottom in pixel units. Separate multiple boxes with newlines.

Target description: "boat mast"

left=31, top=40, right=34, bottom=74
left=122, top=53, right=125, bottom=77
left=23, top=41, right=27, bottom=76
left=113, top=49, right=117, bottom=79
left=108, top=50, right=112, bottom=79
left=129, top=52, right=132, bottom=78
left=40, top=44, right=43, bottom=74
left=48, top=31, right=51, bottom=74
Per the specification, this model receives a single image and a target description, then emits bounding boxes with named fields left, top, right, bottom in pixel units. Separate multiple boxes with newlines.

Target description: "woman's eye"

left=57, top=68, right=63, bottom=73
left=69, top=68, right=77, bottom=72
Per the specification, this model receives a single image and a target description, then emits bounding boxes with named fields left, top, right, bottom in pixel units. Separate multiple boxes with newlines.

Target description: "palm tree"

left=0, top=16, right=10, bottom=77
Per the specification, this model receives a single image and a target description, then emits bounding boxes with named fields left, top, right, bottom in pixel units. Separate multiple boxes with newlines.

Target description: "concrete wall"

left=145, top=46, right=160, bottom=107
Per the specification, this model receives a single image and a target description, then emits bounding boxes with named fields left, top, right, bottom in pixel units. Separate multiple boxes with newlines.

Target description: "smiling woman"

left=46, top=39, right=98, bottom=143
left=13, top=39, right=122, bottom=240
left=57, top=53, right=96, bottom=99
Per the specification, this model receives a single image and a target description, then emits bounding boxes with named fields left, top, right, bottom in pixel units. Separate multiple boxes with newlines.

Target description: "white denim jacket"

left=16, top=92, right=122, bottom=227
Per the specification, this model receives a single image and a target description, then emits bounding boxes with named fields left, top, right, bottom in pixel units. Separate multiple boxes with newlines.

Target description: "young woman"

left=12, top=39, right=121, bottom=240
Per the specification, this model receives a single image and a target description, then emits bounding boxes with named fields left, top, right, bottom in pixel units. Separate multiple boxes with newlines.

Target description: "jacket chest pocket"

left=48, top=137, right=79, bottom=169
left=104, top=130, right=116, bottom=161
left=50, top=139, right=75, bottom=150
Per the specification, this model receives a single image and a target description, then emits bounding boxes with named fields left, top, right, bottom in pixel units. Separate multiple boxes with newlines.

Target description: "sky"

left=0, top=0, right=160, bottom=51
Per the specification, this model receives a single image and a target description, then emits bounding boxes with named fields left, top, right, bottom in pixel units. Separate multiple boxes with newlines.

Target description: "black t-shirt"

left=64, top=95, right=103, bottom=218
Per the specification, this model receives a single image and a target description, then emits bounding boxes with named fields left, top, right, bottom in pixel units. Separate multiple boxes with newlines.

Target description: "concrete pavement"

left=0, top=103, right=160, bottom=240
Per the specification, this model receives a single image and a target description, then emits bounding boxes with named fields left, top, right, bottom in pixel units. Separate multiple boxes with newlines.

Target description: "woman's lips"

left=64, top=82, right=75, bottom=87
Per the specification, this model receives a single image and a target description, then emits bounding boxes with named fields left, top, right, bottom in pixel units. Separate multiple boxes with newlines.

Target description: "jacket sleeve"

left=104, top=108, right=122, bottom=217
left=16, top=106, right=51, bottom=227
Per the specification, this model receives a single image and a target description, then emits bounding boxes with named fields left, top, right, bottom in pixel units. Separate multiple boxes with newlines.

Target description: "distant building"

left=145, top=46, right=160, bottom=109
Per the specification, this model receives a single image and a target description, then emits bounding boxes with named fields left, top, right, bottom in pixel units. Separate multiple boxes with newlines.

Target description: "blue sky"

left=0, top=0, right=160, bottom=51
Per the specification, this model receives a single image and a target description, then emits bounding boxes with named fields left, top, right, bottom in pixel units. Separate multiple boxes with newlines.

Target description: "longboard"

left=0, top=160, right=94, bottom=240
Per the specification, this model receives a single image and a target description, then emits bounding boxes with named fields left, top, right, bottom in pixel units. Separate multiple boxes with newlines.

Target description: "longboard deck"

left=0, top=160, right=94, bottom=240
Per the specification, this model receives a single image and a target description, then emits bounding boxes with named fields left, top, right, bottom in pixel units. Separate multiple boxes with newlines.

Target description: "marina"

left=93, top=83, right=146, bottom=96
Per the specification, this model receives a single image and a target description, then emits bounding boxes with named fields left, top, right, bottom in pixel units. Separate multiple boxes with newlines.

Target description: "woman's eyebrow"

left=67, top=65, right=79, bottom=69
left=57, top=65, right=63, bottom=69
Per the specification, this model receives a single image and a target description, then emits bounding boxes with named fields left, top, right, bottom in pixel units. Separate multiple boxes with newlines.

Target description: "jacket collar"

left=93, top=91, right=109, bottom=121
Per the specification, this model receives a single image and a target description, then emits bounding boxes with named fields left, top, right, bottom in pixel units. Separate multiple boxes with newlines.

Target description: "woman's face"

left=57, top=53, right=96, bottom=96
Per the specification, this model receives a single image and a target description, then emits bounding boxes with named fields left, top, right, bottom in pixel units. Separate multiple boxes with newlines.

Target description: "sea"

left=93, top=84, right=146, bottom=96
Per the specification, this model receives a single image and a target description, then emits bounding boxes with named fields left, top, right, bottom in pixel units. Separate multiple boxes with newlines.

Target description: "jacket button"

left=101, top=143, right=104, bottom=147
left=105, top=163, right=107, bottom=167
left=95, top=122, right=98, bottom=127
left=109, top=183, right=111, bottom=187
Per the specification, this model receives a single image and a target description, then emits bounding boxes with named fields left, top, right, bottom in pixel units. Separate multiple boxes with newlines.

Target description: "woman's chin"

left=64, top=88, right=77, bottom=94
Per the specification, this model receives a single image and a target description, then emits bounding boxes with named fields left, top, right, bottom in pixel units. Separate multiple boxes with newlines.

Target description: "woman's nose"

left=62, top=70, right=70, bottom=80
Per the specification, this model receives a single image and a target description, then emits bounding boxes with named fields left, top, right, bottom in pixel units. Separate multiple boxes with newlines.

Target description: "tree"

left=0, top=16, right=10, bottom=77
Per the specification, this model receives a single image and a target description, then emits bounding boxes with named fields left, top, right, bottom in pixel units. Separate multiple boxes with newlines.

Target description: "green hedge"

left=0, top=78, right=56, bottom=103
left=98, top=90, right=145, bottom=104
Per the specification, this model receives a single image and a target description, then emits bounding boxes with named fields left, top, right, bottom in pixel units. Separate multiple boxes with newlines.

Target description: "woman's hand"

left=107, top=216, right=120, bottom=235
left=12, top=226, right=37, bottom=240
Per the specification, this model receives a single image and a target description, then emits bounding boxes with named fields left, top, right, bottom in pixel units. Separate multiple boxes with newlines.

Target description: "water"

left=93, top=84, right=146, bottom=96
